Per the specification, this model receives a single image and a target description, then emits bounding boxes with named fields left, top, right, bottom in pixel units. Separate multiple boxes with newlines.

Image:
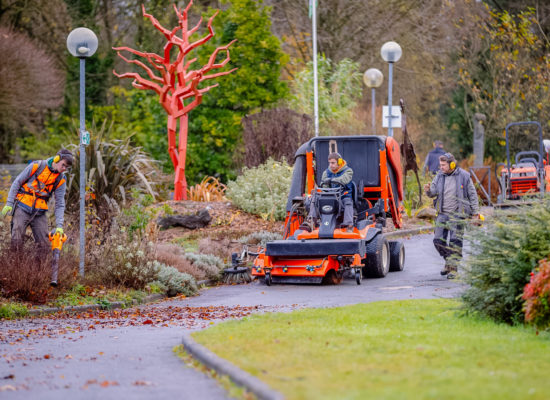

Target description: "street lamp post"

left=363, top=68, right=384, bottom=134
left=380, top=41, right=402, bottom=137
left=66, top=28, right=98, bottom=277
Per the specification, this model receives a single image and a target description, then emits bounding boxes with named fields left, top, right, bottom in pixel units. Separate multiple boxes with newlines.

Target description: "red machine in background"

left=497, top=121, right=550, bottom=205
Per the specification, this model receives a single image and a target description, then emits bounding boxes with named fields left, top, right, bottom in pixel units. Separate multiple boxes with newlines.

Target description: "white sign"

left=382, top=106, right=402, bottom=128
left=81, top=130, right=90, bottom=146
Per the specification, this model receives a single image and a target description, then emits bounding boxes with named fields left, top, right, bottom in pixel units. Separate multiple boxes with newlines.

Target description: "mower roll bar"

left=504, top=121, right=544, bottom=199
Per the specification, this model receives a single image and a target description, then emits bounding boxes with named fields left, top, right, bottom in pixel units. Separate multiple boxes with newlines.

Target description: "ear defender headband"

left=53, top=149, right=74, bottom=166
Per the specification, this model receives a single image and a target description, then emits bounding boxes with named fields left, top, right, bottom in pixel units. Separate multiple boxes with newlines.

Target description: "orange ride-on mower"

left=251, top=135, right=406, bottom=286
left=497, top=121, right=550, bottom=205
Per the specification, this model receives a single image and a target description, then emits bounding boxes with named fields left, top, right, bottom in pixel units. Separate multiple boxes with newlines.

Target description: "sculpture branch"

left=112, top=70, right=162, bottom=95
left=183, top=10, right=219, bottom=56
left=115, top=52, right=164, bottom=83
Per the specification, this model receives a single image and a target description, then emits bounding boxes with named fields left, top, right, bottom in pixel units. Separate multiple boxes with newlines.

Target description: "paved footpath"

left=0, top=234, right=462, bottom=399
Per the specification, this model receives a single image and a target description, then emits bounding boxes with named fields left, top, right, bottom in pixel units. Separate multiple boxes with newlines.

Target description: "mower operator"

left=423, top=140, right=446, bottom=176
left=424, top=152, right=480, bottom=279
left=301, top=152, right=354, bottom=232
left=1, top=149, right=73, bottom=253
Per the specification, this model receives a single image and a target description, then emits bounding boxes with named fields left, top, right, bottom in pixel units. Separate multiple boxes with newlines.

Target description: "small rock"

left=416, top=207, right=437, bottom=220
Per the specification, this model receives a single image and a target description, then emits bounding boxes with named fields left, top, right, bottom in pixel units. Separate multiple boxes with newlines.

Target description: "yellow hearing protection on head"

left=338, top=158, right=344, bottom=166
left=449, top=160, right=456, bottom=170
left=53, top=155, right=60, bottom=163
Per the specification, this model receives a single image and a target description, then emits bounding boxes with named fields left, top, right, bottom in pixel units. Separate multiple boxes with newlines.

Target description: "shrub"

left=226, top=158, right=293, bottom=221
left=154, top=243, right=205, bottom=280
left=0, top=302, right=28, bottom=319
left=522, top=259, right=550, bottom=329
left=0, top=222, right=77, bottom=303
left=150, top=263, right=198, bottom=297
left=184, top=252, right=225, bottom=281
left=241, top=108, right=313, bottom=169
left=461, top=199, right=550, bottom=324
left=238, top=230, right=282, bottom=247
left=66, top=121, right=160, bottom=218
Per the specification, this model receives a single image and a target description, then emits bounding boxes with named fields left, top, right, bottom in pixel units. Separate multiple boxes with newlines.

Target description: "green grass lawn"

left=192, top=299, right=550, bottom=400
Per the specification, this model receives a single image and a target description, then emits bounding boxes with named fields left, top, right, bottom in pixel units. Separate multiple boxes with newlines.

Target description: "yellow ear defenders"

left=334, top=153, right=344, bottom=166
left=443, top=153, right=456, bottom=170
left=53, top=155, right=60, bottom=163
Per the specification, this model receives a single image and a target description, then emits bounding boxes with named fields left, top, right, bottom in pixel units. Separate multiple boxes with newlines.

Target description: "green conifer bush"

left=462, top=198, right=550, bottom=324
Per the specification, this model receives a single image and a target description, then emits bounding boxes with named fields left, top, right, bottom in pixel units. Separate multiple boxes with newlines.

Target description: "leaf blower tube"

left=48, top=230, right=67, bottom=287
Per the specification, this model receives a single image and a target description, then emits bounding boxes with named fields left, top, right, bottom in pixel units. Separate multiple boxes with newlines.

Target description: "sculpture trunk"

left=172, top=114, right=188, bottom=201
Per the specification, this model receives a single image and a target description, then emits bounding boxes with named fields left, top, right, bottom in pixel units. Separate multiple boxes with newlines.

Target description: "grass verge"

left=192, top=299, right=550, bottom=400
left=173, top=345, right=256, bottom=400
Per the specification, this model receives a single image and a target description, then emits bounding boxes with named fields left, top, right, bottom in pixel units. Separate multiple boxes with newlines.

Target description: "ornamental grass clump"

left=462, top=198, right=550, bottom=324
left=226, top=158, right=292, bottom=221
left=522, top=258, right=550, bottom=330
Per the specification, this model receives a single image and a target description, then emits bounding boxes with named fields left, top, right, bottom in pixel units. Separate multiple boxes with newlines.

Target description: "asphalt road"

left=0, top=233, right=463, bottom=399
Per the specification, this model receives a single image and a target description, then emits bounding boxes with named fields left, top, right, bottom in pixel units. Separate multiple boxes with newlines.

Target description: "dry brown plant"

left=154, top=243, right=205, bottom=280
left=187, top=177, right=227, bottom=202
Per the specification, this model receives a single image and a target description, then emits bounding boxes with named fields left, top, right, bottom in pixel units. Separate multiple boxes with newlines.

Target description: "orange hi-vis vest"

left=16, top=161, right=66, bottom=212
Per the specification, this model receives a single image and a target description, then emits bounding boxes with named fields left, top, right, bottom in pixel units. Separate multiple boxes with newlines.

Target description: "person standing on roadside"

left=424, top=152, right=481, bottom=279
left=1, top=149, right=73, bottom=255
left=423, top=140, right=446, bottom=176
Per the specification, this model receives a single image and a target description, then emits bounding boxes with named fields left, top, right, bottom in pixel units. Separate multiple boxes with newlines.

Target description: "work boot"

left=446, top=265, right=458, bottom=280
left=346, top=226, right=354, bottom=233
left=440, top=261, right=451, bottom=276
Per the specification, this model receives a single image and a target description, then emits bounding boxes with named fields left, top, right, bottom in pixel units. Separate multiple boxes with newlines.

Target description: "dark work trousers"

left=11, top=206, right=50, bottom=258
left=310, top=196, right=354, bottom=227
left=433, top=213, right=465, bottom=263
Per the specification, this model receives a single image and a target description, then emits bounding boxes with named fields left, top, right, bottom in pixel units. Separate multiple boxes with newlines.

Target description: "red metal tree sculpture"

left=113, top=2, right=236, bottom=200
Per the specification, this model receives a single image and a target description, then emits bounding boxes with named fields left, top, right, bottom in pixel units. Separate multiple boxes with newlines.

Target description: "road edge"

left=181, top=331, right=285, bottom=400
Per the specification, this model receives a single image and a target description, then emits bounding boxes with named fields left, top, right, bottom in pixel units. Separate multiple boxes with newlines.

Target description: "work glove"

left=1, top=205, right=12, bottom=217
left=55, top=227, right=64, bottom=235
left=321, top=179, right=332, bottom=188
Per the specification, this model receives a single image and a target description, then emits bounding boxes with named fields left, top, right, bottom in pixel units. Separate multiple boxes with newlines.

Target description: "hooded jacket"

left=426, top=167, right=479, bottom=216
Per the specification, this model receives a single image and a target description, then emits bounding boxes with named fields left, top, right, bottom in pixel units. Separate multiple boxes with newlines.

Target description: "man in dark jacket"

left=423, top=140, right=446, bottom=176
left=424, top=152, right=481, bottom=279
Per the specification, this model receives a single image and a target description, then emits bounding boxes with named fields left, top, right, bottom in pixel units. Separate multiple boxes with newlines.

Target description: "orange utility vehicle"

left=251, top=135, right=406, bottom=285
left=497, top=121, right=550, bottom=205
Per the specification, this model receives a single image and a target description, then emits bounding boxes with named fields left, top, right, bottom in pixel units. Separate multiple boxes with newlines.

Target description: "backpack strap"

left=23, top=160, right=48, bottom=187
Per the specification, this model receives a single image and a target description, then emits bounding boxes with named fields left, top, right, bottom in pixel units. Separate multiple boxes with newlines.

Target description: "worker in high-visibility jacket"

left=1, top=149, right=73, bottom=252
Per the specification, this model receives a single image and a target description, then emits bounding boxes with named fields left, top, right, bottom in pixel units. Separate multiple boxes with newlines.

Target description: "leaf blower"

left=48, top=230, right=67, bottom=287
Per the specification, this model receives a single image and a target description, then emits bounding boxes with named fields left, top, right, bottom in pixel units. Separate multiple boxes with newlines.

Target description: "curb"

left=27, top=293, right=166, bottom=317
left=182, top=332, right=285, bottom=400
left=384, top=225, right=434, bottom=239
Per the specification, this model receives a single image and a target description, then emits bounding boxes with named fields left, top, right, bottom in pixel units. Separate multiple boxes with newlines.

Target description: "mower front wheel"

left=355, top=268, right=362, bottom=285
left=363, top=234, right=390, bottom=278
left=265, top=271, right=272, bottom=286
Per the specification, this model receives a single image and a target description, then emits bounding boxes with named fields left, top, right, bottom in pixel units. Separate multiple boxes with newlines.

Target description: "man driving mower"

left=300, top=152, right=354, bottom=232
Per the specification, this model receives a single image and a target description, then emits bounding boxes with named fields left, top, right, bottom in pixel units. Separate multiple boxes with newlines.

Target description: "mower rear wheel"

left=363, top=234, right=390, bottom=278
left=389, top=241, right=405, bottom=272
